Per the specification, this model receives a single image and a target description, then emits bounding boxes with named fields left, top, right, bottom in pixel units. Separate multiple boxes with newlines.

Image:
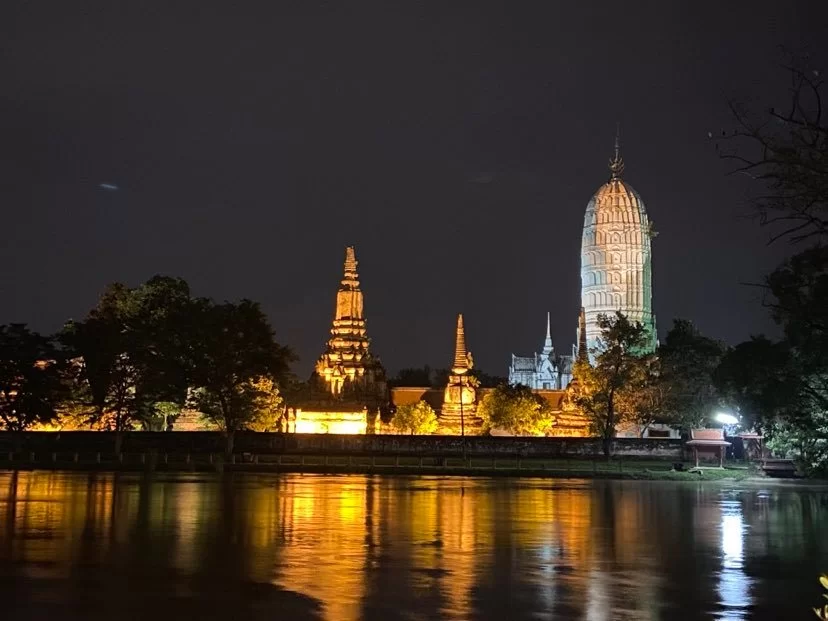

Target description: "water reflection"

left=718, top=498, right=751, bottom=619
left=0, top=472, right=826, bottom=620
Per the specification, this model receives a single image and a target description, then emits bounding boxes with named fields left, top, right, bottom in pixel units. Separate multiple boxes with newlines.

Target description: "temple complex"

left=283, top=135, right=657, bottom=438
left=579, top=132, right=657, bottom=358
left=287, top=247, right=389, bottom=434
left=439, top=314, right=483, bottom=434
left=509, top=313, right=574, bottom=390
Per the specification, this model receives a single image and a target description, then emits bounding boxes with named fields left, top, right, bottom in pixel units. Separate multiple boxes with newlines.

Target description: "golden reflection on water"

left=0, top=472, right=826, bottom=620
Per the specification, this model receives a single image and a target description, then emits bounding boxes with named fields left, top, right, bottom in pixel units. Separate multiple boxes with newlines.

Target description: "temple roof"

left=510, top=356, right=536, bottom=372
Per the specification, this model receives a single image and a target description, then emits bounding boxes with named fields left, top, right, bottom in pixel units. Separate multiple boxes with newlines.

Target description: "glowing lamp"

left=715, top=412, right=739, bottom=426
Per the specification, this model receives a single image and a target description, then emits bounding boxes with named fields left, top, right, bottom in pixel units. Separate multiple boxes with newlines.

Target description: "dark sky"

left=2, top=2, right=827, bottom=377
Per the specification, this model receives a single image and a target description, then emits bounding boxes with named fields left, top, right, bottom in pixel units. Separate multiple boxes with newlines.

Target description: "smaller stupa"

left=439, top=314, right=483, bottom=435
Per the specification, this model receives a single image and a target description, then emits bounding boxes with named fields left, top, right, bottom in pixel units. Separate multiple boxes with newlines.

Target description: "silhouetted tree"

left=715, top=250, right=828, bottom=473
left=715, top=58, right=828, bottom=473
left=717, top=59, right=828, bottom=244
left=658, top=319, right=726, bottom=431
left=61, top=276, right=195, bottom=437
left=715, top=336, right=798, bottom=430
left=0, top=325, right=65, bottom=431
left=188, top=299, right=295, bottom=454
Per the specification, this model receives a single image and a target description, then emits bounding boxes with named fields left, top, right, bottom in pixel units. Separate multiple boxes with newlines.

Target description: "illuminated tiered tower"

left=440, top=314, right=482, bottom=434
left=315, top=246, right=385, bottom=395
left=288, top=246, right=388, bottom=434
left=579, top=133, right=656, bottom=357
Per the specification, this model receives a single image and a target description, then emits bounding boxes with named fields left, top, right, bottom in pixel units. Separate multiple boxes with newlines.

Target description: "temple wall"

left=391, top=387, right=444, bottom=411
left=389, top=387, right=566, bottom=412
left=293, top=409, right=368, bottom=435
left=0, top=432, right=683, bottom=459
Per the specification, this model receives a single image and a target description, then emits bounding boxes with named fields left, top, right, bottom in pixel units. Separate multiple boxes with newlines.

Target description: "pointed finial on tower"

left=344, top=246, right=357, bottom=274
left=542, top=312, right=554, bottom=356
left=342, top=246, right=359, bottom=286
left=609, top=123, right=625, bottom=180
left=577, top=307, right=589, bottom=362
left=452, top=313, right=472, bottom=374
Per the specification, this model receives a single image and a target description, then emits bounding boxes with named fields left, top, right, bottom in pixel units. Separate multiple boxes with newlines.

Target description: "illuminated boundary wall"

left=0, top=432, right=683, bottom=459
left=292, top=410, right=368, bottom=435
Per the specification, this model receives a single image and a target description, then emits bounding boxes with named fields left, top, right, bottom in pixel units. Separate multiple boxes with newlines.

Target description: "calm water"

left=0, top=472, right=827, bottom=620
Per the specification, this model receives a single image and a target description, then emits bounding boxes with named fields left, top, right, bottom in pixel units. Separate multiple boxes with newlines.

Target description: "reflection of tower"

left=579, top=131, right=656, bottom=359
left=440, top=314, right=482, bottom=434
left=436, top=480, right=488, bottom=617
left=274, top=477, right=369, bottom=620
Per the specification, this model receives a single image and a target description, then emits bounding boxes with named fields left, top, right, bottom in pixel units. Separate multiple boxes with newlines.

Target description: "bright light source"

left=715, top=412, right=739, bottom=426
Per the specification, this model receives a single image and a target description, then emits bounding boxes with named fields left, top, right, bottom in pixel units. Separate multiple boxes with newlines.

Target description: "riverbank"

left=0, top=452, right=760, bottom=481
left=0, top=431, right=774, bottom=481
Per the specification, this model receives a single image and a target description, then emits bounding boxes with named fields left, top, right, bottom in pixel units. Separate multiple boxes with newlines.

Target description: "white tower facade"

left=579, top=136, right=656, bottom=356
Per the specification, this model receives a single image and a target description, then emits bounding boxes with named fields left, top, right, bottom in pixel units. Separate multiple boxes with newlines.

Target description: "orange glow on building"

left=293, top=410, right=368, bottom=435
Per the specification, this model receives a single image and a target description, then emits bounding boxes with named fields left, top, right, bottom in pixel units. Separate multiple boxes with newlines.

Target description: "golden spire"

left=609, top=123, right=625, bottom=180
left=342, top=246, right=359, bottom=288
left=452, top=313, right=472, bottom=374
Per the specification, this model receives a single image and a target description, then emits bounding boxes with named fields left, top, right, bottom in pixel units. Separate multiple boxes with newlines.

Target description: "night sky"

left=2, top=2, right=827, bottom=377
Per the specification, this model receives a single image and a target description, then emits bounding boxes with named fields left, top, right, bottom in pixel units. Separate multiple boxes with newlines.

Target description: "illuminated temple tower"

left=440, top=314, right=483, bottom=435
left=288, top=246, right=388, bottom=433
left=579, top=133, right=656, bottom=357
left=314, top=246, right=383, bottom=394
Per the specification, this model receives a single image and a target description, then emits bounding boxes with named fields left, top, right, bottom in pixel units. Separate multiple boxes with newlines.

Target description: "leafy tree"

left=765, top=246, right=828, bottom=412
left=477, top=383, right=555, bottom=436
left=615, top=352, right=665, bottom=437
left=714, top=336, right=799, bottom=430
left=124, top=276, right=196, bottom=408
left=714, top=252, right=828, bottom=474
left=389, top=401, right=438, bottom=435
left=243, top=377, right=285, bottom=432
left=569, top=312, right=651, bottom=457
left=148, top=401, right=181, bottom=431
left=61, top=276, right=196, bottom=434
left=0, top=325, right=65, bottom=431
left=61, top=287, right=146, bottom=432
left=658, top=319, right=726, bottom=431
left=188, top=299, right=295, bottom=453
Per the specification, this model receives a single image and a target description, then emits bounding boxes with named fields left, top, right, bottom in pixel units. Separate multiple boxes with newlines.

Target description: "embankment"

left=0, top=431, right=722, bottom=479
left=0, top=431, right=683, bottom=459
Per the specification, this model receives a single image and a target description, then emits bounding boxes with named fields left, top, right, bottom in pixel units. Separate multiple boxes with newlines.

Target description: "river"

left=0, top=472, right=826, bottom=620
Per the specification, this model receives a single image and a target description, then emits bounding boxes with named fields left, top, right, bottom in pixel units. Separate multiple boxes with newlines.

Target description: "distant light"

left=99, top=183, right=119, bottom=191
left=715, top=412, right=739, bottom=425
